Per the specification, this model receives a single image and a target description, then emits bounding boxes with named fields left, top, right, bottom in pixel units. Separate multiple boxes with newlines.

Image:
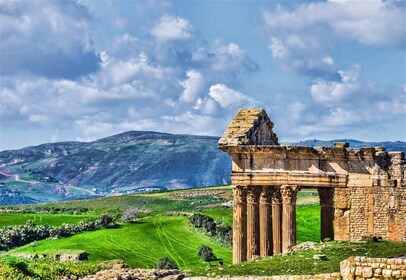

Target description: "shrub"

left=121, top=207, right=140, bottom=222
left=156, top=256, right=178, bottom=269
left=97, top=215, right=116, bottom=228
left=197, top=245, right=217, bottom=262
left=189, top=214, right=232, bottom=246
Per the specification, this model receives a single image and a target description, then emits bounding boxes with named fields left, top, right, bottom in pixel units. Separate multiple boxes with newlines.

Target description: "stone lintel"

left=231, top=172, right=348, bottom=188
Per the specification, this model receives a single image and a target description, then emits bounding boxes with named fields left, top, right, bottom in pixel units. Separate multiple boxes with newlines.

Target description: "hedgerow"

left=189, top=214, right=232, bottom=245
left=0, top=215, right=116, bottom=251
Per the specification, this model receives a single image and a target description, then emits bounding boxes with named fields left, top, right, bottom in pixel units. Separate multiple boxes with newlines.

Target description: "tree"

left=121, top=207, right=140, bottom=222
left=197, top=245, right=217, bottom=262
left=156, top=256, right=178, bottom=269
left=97, top=215, right=116, bottom=228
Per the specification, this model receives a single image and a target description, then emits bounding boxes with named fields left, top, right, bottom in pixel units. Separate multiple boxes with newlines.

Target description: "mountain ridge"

left=0, top=130, right=405, bottom=205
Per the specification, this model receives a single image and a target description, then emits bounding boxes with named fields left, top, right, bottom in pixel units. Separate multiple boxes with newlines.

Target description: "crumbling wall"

left=334, top=149, right=406, bottom=242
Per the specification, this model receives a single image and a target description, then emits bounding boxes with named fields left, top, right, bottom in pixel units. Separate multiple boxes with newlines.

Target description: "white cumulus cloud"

left=209, top=84, right=254, bottom=108
left=151, top=15, right=194, bottom=41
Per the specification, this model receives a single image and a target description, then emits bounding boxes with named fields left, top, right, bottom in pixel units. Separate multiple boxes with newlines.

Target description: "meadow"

left=1, top=186, right=405, bottom=279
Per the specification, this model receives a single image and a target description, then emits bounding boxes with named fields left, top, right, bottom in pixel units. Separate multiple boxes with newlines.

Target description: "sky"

left=0, top=0, right=405, bottom=150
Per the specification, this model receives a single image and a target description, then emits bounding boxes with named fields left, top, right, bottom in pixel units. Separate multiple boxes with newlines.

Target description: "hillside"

left=0, top=131, right=231, bottom=205
left=1, top=130, right=405, bottom=205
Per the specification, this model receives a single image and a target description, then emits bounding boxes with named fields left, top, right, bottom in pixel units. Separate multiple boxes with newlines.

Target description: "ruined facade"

left=219, top=109, right=406, bottom=264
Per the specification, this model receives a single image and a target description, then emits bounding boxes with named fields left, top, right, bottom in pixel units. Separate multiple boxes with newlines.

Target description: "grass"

left=2, top=185, right=399, bottom=278
left=5, top=204, right=321, bottom=271
left=6, top=185, right=233, bottom=215
left=0, top=213, right=95, bottom=227
left=191, top=241, right=406, bottom=277
left=8, top=216, right=232, bottom=270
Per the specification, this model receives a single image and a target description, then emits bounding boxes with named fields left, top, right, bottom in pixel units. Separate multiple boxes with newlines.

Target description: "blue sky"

left=0, top=0, right=405, bottom=150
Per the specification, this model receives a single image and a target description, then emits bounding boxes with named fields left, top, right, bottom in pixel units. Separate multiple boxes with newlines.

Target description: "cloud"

left=209, top=84, right=255, bottom=108
left=0, top=3, right=259, bottom=147
left=179, top=70, right=205, bottom=103
left=0, top=0, right=100, bottom=79
left=310, top=65, right=361, bottom=105
left=263, top=0, right=405, bottom=78
left=272, top=65, right=406, bottom=140
left=151, top=15, right=194, bottom=41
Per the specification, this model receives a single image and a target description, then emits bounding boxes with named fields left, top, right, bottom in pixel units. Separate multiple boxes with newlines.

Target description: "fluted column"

left=271, top=187, right=282, bottom=254
left=318, top=188, right=334, bottom=241
left=281, top=185, right=300, bottom=253
left=259, top=187, right=273, bottom=257
left=232, top=185, right=247, bottom=264
left=246, top=186, right=261, bottom=260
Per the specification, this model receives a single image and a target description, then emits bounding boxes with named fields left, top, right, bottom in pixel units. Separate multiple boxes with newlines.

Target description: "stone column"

left=246, top=186, right=261, bottom=260
left=271, top=187, right=282, bottom=255
left=318, top=188, right=334, bottom=241
left=232, top=185, right=247, bottom=264
left=281, top=185, right=300, bottom=253
left=259, top=187, right=273, bottom=257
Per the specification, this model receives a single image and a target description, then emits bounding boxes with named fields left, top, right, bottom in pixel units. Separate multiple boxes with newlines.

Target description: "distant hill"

left=0, top=131, right=404, bottom=205
left=0, top=131, right=231, bottom=205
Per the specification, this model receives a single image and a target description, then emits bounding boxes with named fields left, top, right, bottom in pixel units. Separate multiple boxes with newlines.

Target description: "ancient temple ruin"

left=219, top=109, right=406, bottom=264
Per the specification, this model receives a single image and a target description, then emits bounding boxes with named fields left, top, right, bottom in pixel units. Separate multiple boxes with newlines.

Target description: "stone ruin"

left=218, top=108, right=406, bottom=264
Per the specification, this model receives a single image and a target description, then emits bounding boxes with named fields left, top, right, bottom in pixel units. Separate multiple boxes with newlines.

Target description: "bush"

left=0, top=215, right=116, bottom=251
left=156, top=256, right=178, bottom=269
left=97, top=215, right=116, bottom=228
left=189, top=214, right=232, bottom=246
left=121, top=207, right=140, bottom=222
left=197, top=245, right=217, bottom=262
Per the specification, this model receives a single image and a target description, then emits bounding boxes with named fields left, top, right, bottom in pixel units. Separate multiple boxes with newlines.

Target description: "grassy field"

left=191, top=241, right=406, bottom=277
left=3, top=185, right=401, bottom=279
left=5, top=185, right=233, bottom=215
left=0, top=213, right=95, bottom=227
left=6, top=186, right=318, bottom=215
left=8, top=215, right=232, bottom=270
left=5, top=204, right=321, bottom=271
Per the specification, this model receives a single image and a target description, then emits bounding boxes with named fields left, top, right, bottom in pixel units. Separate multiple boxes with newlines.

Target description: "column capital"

left=281, top=185, right=300, bottom=204
left=233, top=185, right=247, bottom=203
left=260, top=187, right=273, bottom=205
left=271, top=187, right=282, bottom=204
left=246, top=186, right=261, bottom=204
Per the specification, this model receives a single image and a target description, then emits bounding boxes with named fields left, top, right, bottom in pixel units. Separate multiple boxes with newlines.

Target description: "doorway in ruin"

left=296, top=188, right=321, bottom=243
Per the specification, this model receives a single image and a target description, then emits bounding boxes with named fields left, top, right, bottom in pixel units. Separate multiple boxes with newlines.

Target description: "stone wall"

left=340, top=256, right=406, bottom=279
left=185, top=274, right=341, bottom=280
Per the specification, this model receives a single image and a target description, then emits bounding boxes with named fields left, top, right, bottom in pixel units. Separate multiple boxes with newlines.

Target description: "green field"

left=9, top=216, right=232, bottom=270
left=2, top=186, right=403, bottom=279
left=0, top=213, right=95, bottom=227
left=6, top=204, right=321, bottom=270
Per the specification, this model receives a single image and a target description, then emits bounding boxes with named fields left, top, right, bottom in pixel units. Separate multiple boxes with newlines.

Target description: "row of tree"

left=0, top=206, right=89, bottom=214
left=0, top=215, right=116, bottom=251
left=189, top=214, right=232, bottom=246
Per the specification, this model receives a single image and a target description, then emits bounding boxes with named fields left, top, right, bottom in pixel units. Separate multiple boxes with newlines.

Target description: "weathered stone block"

left=362, top=267, right=373, bottom=277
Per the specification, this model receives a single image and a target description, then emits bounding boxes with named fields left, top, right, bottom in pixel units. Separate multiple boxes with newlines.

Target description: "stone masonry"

left=219, top=109, right=406, bottom=264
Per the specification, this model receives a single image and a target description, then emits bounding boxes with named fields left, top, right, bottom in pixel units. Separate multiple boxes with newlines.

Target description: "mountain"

left=0, top=131, right=231, bottom=205
left=0, top=131, right=405, bottom=205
